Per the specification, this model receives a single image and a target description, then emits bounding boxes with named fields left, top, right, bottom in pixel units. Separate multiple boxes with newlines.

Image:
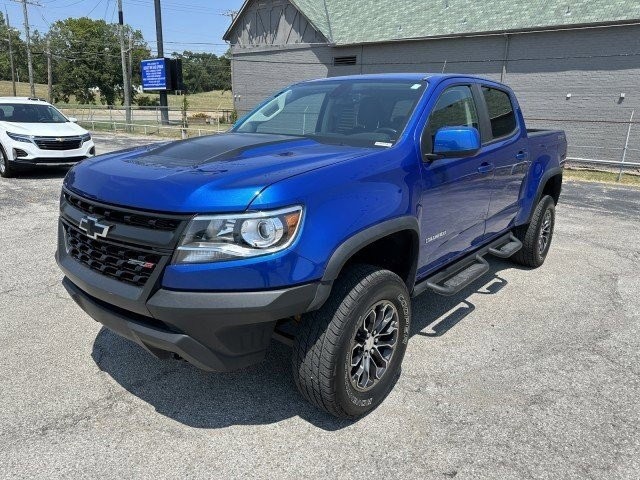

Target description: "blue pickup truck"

left=57, top=74, right=566, bottom=418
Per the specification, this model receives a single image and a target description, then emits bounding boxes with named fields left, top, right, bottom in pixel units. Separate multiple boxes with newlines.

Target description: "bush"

left=135, top=95, right=159, bottom=108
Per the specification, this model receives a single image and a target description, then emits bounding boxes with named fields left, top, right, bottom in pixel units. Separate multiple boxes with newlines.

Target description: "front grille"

left=35, top=136, right=83, bottom=151
left=63, top=191, right=181, bottom=231
left=64, top=225, right=162, bottom=287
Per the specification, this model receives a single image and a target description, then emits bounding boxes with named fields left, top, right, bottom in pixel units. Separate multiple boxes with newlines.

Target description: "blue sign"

left=141, top=58, right=169, bottom=91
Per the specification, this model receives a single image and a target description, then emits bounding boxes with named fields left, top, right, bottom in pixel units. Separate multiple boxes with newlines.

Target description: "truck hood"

left=64, top=133, right=373, bottom=213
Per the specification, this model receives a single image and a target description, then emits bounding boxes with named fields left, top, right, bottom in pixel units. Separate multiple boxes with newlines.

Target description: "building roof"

left=225, top=0, right=640, bottom=45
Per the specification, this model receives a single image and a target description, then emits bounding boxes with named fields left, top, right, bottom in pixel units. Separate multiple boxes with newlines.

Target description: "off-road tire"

left=511, top=195, right=556, bottom=268
left=292, top=264, right=411, bottom=419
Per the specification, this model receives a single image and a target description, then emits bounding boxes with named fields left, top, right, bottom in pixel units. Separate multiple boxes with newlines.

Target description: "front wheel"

left=0, top=147, right=17, bottom=178
left=511, top=195, right=556, bottom=268
left=292, top=264, right=411, bottom=419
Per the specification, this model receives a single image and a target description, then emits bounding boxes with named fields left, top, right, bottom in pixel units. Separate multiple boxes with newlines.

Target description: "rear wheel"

left=0, top=147, right=17, bottom=178
left=292, top=264, right=411, bottom=419
left=511, top=195, right=556, bottom=268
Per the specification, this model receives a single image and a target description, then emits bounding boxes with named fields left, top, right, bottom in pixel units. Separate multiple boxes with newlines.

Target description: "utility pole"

left=220, top=10, right=238, bottom=113
left=14, top=0, right=38, bottom=97
left=117, top=0, right=132, bottom=131
left=154, top=0, right=169, bottom=125
left=46, top=37, right=52, bottom=102
left=128, top=32, right=133, bottom=95
left=5, top=9, right=17, bottom=96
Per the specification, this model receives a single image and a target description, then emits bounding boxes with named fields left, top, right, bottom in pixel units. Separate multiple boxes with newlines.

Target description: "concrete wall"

left=230, top=24, right=640, bottom=163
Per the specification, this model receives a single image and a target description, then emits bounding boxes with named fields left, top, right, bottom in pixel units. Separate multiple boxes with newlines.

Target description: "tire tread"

left=512, top=195, right=555, bottom=268
left=292, top=264, right=406, bottom=418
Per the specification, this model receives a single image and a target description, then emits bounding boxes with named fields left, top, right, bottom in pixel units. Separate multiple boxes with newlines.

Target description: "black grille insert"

left=63, top=191, right=182, bottom=231
left=64, top=225, right=162, bottom=287
left=35, top=137, right=82, bottom=151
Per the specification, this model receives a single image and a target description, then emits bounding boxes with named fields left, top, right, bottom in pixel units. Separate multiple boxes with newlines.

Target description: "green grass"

left=564, top=168, right=640, bottom=187
left=77, top=119, right=229, bottom=139
left=0, top=80, right=233, bottom=111
left=0, top=80, right=50, bottom=99
left=138, top=90, right=234, bottom=111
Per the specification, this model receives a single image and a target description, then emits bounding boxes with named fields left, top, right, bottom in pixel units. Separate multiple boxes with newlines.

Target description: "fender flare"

left=524, top=166, right=563, bottom=225
left=306, top=216, right=420, bottom=311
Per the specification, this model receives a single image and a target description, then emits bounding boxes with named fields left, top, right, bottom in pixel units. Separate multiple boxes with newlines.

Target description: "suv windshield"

left=0, top=103, right=68, bottom=123
left=233, top=79, right=426, bottom=147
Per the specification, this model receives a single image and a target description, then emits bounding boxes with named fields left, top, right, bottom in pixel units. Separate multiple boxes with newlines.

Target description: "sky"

left=1, top=0, right=244, bottom=56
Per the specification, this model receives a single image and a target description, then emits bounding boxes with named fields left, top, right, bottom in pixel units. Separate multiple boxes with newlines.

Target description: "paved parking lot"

left=1, top=134, right=639, bottom=479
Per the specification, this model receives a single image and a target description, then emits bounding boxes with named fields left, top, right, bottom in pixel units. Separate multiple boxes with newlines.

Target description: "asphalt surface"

left=1, top=134, right=639, bottom=479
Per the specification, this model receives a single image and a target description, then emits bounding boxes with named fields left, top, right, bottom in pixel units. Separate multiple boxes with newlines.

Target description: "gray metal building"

left=224, top=1, right=640, bottom=163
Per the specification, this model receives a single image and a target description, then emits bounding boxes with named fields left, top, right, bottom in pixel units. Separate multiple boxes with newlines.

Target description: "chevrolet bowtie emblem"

left=78, top=216, right=113, bottom=240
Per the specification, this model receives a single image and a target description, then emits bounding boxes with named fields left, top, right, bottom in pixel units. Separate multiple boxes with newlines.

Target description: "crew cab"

left=56, top=74, right=566, bottom=418
left=0, top=97, right=95, bottom=178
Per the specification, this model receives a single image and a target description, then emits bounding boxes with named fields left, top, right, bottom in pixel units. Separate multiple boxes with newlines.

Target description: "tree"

left=0, top=12, right=28, bottom=85
left=171, top=51, right=231, bottom=93
left=46, top=17, right=149, bottom=105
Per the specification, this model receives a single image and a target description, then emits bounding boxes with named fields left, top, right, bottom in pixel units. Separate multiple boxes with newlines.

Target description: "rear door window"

left=481, top=87, right=517, bottom=139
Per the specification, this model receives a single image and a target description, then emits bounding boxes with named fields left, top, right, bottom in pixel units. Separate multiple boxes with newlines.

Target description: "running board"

left=412, top=232, right=515, bottom=298
left=487, top=234, right=522, bottom=258
left=425, top=255, right=490, bottom=296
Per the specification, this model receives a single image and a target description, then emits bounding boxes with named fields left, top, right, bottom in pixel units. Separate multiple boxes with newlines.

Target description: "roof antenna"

left=441, top=60, right=447, bottom=73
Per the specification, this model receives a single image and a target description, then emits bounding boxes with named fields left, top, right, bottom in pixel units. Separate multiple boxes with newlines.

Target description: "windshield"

left=0, top=103, right=68, bottom=123
left=233, top=79, right=426, bottom=147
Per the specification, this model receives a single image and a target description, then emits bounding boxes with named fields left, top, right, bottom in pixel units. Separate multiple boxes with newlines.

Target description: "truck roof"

left=303, top=73, right=510, bottom=88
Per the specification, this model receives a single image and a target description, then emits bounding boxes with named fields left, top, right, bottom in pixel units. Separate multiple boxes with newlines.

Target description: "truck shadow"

left=91, top=258, right=519, bottom=431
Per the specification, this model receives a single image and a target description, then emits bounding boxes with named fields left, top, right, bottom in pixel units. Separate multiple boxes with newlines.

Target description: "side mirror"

left=429, top=126, right=480, bottom=160
left=68, top=117, right=78, bottom=123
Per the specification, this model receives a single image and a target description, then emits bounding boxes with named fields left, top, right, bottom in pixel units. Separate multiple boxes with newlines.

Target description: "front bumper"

left=57, top=243, right=321, bottom=371
left=7, top=139, right=95, bottom=165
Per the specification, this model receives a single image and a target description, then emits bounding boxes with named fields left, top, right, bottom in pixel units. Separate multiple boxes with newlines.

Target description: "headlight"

left=6, top=132, right=33, bottom=143
left=173, top=206, right=303, bottom=264
left=81, top=133, right=91, bottom=143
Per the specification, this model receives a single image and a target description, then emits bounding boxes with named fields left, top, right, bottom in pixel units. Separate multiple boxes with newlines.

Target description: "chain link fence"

left=57, top=104, right=235, bottom=139
left=526, top=113, right=640, bottom=180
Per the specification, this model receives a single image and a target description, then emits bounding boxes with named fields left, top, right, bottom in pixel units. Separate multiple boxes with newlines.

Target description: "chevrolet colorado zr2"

left=56, top=74, right=566, bottom=418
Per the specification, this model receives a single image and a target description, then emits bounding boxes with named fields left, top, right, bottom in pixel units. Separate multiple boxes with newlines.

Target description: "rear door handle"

left=515, top=151, right=529, bottom=161
left=477, top=163, right=494, bottom=174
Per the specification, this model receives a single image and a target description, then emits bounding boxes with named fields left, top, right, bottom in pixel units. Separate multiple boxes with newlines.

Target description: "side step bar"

left=488, top=234, right=522, bottom=258
left=425, top=255, right=490, bottom=296
left=413, top=232, right=523, bottom=297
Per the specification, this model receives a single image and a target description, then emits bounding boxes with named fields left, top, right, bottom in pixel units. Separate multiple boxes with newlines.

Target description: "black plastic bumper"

left=62, top=276, right=320, bottom=371
left=14, top=155, right=91, bottom=166
left=56, top=214, right=323, bottom=371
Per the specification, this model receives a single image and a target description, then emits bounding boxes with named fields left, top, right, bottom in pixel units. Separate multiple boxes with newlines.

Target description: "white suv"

left=0, top=97, right=95, bottom=178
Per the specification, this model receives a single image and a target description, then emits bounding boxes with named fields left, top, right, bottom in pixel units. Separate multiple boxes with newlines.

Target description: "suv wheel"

left=292, top=264, right=411, bottom=419
left=0, top=148, right=16, bottom=178
left=511, top=195, right=556, bottom=268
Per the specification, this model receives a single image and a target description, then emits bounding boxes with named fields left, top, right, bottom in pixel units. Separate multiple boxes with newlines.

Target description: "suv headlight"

left=6, top=132, right=33, bottom=143
left=81, top=133, right=92, bottom=143
left=173, top=206, right=304, bottom=264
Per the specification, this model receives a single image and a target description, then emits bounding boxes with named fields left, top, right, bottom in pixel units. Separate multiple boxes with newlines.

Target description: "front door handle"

left=477, top=163, right=494, bottom=174
left=515, top=151, right=529, bottom=161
